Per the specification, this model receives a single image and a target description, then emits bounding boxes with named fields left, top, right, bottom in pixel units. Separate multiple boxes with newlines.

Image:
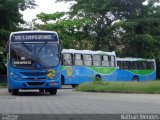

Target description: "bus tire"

left=49, top=88, right=57, bottom=95
left=61, top=75, right=65, bottom=85
left=95, top=75, right=101, bottom=81
left=72, top=84, right=78, bottom=88
left=39, top=89, right=44, bottom=93
left=11, top=89, right=19, bottom=95
left=8, top=88, right=11, bottom=93
left=132, top=76, right=139, bottom=82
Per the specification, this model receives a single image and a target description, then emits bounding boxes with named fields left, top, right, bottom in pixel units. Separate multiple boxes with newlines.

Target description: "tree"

left=56, top=0, right=154, bottom=50
left=0, top=0, right=36, bottom=45
left=36, top=12, right=93, bottom=49
left=56, top=0, right=160, bottom=77
left=110, top=0, right=160, bottom=77
left=0, top=0, right=36, bottom=74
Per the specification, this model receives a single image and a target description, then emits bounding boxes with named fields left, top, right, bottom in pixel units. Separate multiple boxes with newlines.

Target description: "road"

left=0, top=86, right=160, bottom=114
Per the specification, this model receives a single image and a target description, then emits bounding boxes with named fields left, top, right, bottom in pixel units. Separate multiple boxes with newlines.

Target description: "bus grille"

left=27, top=82, right=45, bottom=86
left=20, top=72, right=47, bottom=76
left=24, top=77, right=46, bottom=80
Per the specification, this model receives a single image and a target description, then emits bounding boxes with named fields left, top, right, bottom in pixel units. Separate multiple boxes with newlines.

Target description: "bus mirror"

left=60, top=44, right=63, bottom=51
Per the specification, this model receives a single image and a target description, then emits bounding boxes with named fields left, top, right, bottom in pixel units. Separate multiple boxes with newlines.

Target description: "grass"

left=75, top=81, right=160, bottom=94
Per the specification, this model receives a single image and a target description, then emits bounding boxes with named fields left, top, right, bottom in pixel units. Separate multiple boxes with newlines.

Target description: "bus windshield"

left=10, top=43, right=59, bottom=69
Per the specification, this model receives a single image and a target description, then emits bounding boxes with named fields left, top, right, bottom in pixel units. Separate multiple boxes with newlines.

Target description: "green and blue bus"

left=7, top=31, right=61, bottom=95
left=116, top=57, right=156, bottom=81
left=61, top=49, right=156, bottom=87
left=61, top=49, right=117, bottom=87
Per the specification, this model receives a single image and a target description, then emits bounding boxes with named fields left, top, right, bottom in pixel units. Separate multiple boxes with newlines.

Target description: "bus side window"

left=132, top=61, right=140, bottom=70
left=110, top=56, right=115, bottom=67
left=74, top=54, right=83, bottom=66
left=148, top=61, right=154, bottom=70
left=141, top=61, right=147, bottom=70
left=63, top=53, right=72, bottom=66
left=132, top=61, right=137, bottom=70
left=102, top=55, right=110, bottom=67
left=117, top=61, right=123, bottom=69
left=83, top=54, right=92, bottom=66
left=123, top=61, right=131, bottom=70
left=93, top=54, right=101, bottom=66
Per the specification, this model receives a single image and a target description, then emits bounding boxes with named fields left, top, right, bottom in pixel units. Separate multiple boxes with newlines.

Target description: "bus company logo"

left=47, top=69, right=56, bottom=78
left=2, top=113, right=18, bottom=120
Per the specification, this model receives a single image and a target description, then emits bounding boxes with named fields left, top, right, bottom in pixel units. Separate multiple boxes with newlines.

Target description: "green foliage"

left=76, top=81, right=160, bottom=94
left=19, top=0, right=36, bottom=11
left=0, top=0, right=36, bottom=74
left=40, top=0, right=160, bottom=77
left=36, top=12, right=93, bottom=49
left=56, top=0, right=150, bottom=50
left=37, top=12, right=65, bottom=23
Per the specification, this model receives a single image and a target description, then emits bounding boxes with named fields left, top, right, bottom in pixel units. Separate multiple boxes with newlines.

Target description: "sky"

left=22, top=0, right=72, bottom=22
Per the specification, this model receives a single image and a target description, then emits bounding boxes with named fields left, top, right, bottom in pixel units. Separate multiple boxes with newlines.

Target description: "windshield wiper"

left=37, top=41, right=48, bottom=53
left=35, top=41, right=49, bottom=65
left=22, top=42, right=32, bottom=52
left=21, top=42, right=35, bottom=60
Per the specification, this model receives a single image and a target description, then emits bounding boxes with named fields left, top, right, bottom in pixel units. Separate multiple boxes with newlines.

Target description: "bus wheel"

left=39, top=89, right=44, bottom=93
left=95, top=75, right=101, bottom=81
left=11, top=89, right=19, bottom=95
left=72, top=84, right=78, bottom=88
left=8, top=88, right=11, bottom=93
left=61, top=75, right=65, bottom=85
left=132, top=76, right=139, bottom=82
left=49, top=88, right=57, bottom=95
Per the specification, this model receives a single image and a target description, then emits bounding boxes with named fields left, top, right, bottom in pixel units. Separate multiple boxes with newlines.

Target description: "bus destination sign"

left=11, top=33, right=58, bottom=42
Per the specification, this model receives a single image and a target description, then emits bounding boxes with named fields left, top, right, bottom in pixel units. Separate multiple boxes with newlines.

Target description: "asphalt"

left=0, top=86, right=160, bottom=114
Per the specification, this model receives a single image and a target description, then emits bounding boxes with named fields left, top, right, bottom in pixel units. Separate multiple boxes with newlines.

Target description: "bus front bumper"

left=8, top=78, right=61, bottom=89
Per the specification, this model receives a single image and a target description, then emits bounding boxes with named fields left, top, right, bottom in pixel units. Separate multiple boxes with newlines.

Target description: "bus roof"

left=10, top=30, right=58, bottom=35
left=62, top=49, right=116, bottom=56
left=9, top=30, right=59, bottom=42
left=116, top=57, right=155, bottom=62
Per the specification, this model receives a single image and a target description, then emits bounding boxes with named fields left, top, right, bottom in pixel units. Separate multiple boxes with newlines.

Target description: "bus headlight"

left=10, top=72, right=22, bottom=81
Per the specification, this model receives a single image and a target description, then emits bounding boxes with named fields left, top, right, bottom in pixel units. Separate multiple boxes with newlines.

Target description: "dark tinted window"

left=123, top=61, right=131, bottom=69
left=117, top=61, right=123, bottom=69
left=141, top=61, right=147, bottom=69
left=148, top=61, right=155, bottom=70
left=132, top=61, right=141, bottom=70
